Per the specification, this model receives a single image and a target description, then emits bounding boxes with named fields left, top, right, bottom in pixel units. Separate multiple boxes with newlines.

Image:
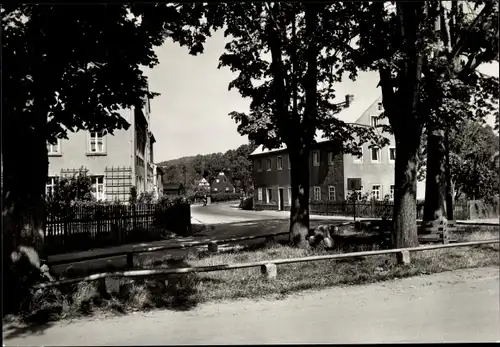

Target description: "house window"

left=47, top=140, right=61, bottom=155
left=277, top=156, right=283, bottom=170
left=288, top=187, right=292, bottom=204
left=378, top=102, right=383, bottom=111
left=313, top=186, right=321, bottom=201
left=312, top=151, right=320, bottom=166
left=390, top=185, right=395, bottom=200
left=372, top=185, right=381, bottom=200
left=328, top=186, right=336, bottom=201
left=257, top=160, right=262, bottom=172
left=258, top=188, right=263, bottom=201
left=328, top=152, right=335, bottom=165
left=371, top=116, right=379, bottom=127
left=266, top=158, right=272, bottom=171
left=266, top=188, right=272, bottom=203
left=91, top=176, right=105, bottom=201
left=88, top=131, right=105, bottom=153
left=389, top=147, right=396, bottom=163
left=353, top=147, right=363, bottom=163
left=371, top=147, right=381, bottom=162
left=46, top=176, right=58, bottom=196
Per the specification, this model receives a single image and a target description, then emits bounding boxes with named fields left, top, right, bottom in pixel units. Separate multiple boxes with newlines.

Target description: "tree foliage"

left=2, top=3, right=208, bottom=313
left=449, top=122, right=499, bottom=201
left=346, top=1, right=498, bottom=246
left=171, top=2, right=388, bottom=247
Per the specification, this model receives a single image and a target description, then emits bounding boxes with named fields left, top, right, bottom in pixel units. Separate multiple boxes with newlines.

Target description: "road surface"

left=3, top=267, right=499, bottom=344
left=190, top=201, right=362, bottom=225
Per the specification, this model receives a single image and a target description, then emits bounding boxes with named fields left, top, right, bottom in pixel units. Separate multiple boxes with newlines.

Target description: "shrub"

left=210, top=192, right=241, bottom=203
left=129, top=186, right=138, bottom=204
left=138, top=191, right=155, bottom=204
left=45, top=169, right=94, bottom=213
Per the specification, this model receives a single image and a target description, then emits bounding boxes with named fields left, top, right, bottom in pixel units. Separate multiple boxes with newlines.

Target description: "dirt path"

left=4, top=267, right=499, bottom=345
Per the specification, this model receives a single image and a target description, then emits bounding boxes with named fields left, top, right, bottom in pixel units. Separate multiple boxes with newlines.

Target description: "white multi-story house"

left=46, top=95, right=161, bottom=202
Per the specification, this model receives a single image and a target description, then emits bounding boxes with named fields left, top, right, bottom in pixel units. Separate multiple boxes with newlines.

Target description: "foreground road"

left=4, top=267, right=499, bottom=345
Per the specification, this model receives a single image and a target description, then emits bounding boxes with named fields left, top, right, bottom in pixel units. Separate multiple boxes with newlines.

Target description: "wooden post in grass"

left=208, top=241, right=218, bottom=253
left=126, top=253, right=134, bottom=269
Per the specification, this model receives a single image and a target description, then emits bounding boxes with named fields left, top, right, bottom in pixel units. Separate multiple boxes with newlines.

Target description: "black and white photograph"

left=2, top=1, right=499, bottom=344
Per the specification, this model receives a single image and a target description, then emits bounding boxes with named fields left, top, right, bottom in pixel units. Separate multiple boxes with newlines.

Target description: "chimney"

left=345, top=94, right=354, bottom=106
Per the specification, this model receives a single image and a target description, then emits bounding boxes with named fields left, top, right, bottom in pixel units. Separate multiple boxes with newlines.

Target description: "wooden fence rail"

left=37, top=238, right=499, bottom=289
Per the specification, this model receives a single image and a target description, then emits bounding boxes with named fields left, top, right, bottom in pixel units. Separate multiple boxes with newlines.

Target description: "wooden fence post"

left=132, top=204, right=137, bottom=231
left=208, top=241, right=218, bottom=253
left=353, top=200, right=356, bottom=222
left=126, top=253, right=134, bottom=269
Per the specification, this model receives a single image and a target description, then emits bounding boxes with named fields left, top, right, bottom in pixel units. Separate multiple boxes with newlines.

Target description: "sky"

left=145, top=30, right=498, bottom=163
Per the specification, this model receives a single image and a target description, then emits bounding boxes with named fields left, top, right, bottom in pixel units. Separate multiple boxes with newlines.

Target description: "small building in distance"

left=210, top=171, right=235, bottom=194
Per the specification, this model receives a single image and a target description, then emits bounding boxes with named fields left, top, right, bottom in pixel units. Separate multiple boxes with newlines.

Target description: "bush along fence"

left=44, top=200, right=191, bottom=255
left=308, top=199, right=473, bottom=220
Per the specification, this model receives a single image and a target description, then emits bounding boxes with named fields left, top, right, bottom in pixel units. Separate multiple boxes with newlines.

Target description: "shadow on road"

left=3, top=319, right=56, bottom=340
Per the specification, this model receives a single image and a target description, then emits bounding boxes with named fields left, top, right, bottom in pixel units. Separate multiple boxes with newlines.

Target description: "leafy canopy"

left=2, top=4, right=207, bottom=143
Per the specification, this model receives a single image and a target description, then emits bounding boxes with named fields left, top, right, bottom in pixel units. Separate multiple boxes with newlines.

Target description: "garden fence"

left=44, top=203, right=190, bottom=255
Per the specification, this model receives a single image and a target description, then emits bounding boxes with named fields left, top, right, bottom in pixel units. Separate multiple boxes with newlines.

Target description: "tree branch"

left=449, top=0, right=494, bottom=62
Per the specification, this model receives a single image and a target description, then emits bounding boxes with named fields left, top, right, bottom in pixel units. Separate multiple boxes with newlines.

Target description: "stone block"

left=105, top=277, right=121, bottom=295
left=323, top=237, right=334, bottom=249
left=396, top=250, right=411, bottom=265
left=261, top=263, right=277, bottom=279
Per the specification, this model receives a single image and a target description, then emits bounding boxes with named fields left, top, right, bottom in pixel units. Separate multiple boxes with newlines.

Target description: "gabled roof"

left=250, top=95, right=381, bottom=157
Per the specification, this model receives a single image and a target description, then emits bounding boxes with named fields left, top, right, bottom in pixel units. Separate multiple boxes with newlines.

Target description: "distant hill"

left=156, top=156, right=196, bottom=168
left=155, top=143, right=257, bottom=194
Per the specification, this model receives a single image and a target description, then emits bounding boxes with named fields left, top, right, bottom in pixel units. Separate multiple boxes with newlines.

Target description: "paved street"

left=190, top=201, right=365, bottom=225
left=4, top=267, right=499, bottom=345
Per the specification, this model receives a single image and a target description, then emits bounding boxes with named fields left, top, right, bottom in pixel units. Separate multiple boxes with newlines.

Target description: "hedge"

left=210, top=192, right=241, bottom=202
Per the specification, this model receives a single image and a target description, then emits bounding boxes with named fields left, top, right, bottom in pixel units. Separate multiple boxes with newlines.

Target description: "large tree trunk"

left=393, top=129, right=421, bottom=248
left=423, top=127, right=448, bottom=221
left=2, top=116, right=49, bottom=314
left=287, top=3, right=318, bottom=249
left=289, top=147, right=311, bottom=249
